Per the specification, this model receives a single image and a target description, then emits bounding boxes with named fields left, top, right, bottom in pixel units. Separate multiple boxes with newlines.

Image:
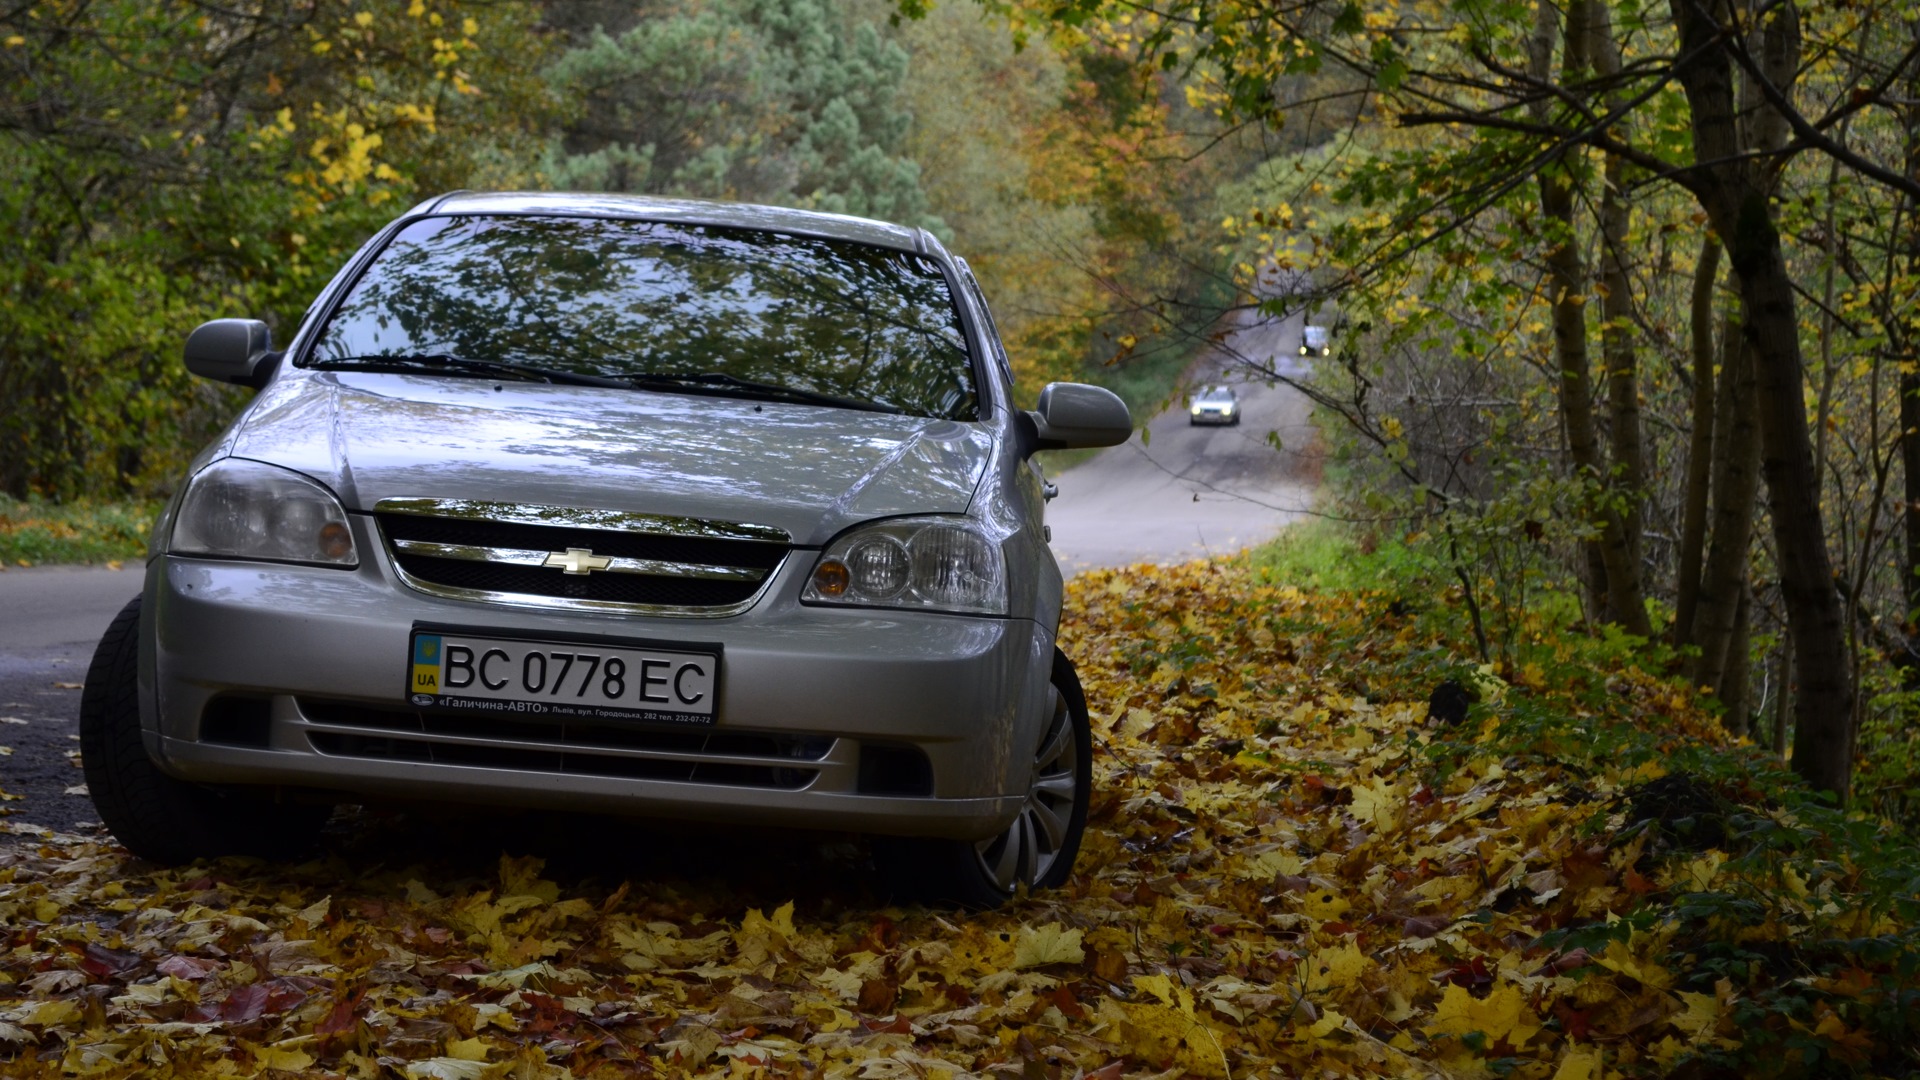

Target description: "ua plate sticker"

left=408, top=631, right=718, bottom=725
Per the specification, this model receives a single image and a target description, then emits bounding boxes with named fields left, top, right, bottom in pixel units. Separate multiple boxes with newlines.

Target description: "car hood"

left=227, top=372, right=995, bottom=546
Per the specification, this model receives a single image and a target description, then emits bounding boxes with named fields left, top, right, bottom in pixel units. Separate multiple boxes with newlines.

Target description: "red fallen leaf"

left=1047, top=984, right=1085, bottom=1020
left=157, top=955, right=220, bottom=980
left=1410, top=785, right=1436, bottom=806
left=314, top=992, right=363, bottom=1038
left=1086, top=1063, right=1126, bottom=1080
left=857, top=916, right=899, bottom=954
left=1207, top=924, right=1233, bottom=936
left=209, top=983, right=270, bottom=1023
left=78, top=942, right=142, bottom=977
left=1436, top=955, right=1494, bottom=990
left=857, top=976, right=897, bottom=1014
left=199, top=978, right=310, bottom=1023
left=1562, top=846, right=1614, bottom=892
left=519, top=992, right=579, bottom=1037
left=1532, top=948, right=1590, bottom=976
left=1623, top=866, right=1661, bottom=894
left=1555, top=1000, right=1596, bottom=1039
left=860, top=1014, right=913, bottom=1035
left=1402, top=914, right=1452, bottom=938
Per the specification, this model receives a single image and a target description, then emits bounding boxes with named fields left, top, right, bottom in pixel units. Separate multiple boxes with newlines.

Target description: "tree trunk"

left=1531, top=0, right=1646, bottom=633
left=1668, top=0, right=1855, bottom=800
left=1904, top=361, right=1920, bottom=645
left=1674, top=235, right=1722, bottom=649
left=1693, top=325, right=1760, bottom=695
left=1721, top=587, right=1753, bottom=735
left=1590, top=4, right=1652, bottom=638
left=1903, top=18, right=1920, bottom=674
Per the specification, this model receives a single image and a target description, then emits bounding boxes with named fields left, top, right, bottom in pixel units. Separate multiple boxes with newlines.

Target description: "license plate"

left=406, top=629, right=719, bottom=725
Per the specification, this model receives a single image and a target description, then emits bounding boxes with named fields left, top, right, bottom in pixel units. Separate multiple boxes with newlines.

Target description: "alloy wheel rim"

left=974, top=682, right=1079, bottom=892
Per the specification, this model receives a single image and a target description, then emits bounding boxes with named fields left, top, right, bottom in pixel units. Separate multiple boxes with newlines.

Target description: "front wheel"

left=80, top=596, right=329, bottom=863
left=877, top=649, right=1092, bottom=908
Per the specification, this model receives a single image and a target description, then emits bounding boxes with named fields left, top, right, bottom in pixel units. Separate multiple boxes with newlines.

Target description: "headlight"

left=1298, top=344, right=1310, bottom=355
left=170, top=458, right=357, bottom=567
left=803, top=517, right=1007, bottom=615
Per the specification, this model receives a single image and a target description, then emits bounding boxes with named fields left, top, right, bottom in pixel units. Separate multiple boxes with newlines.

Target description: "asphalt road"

left=0, top=564, right=145, bottom=839
left=1043, top=304, right=1320, bottom=573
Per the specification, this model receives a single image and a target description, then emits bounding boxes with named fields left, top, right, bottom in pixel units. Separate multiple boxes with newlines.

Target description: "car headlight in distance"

left=803, top=517, right=1007, bottom=615
left=170, top=458, right=357, bottom=567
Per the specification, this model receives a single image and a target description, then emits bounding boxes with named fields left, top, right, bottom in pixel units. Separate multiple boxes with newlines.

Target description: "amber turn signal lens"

left=812, top=559, right=850, bottom=597
left=318, top=522, right=353, bottom=560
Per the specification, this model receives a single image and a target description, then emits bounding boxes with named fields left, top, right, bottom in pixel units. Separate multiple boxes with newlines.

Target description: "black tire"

left=80, top=596, right=329, bottom=863
left=877, top=649, right=1092, bottom=909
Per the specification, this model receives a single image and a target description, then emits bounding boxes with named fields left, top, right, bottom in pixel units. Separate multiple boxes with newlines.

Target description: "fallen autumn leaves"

left=2, top=560, right=1916, bottom=1078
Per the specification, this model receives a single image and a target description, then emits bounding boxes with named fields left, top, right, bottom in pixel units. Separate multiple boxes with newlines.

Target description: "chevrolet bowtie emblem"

left=544, top=547, right=613, bottom=575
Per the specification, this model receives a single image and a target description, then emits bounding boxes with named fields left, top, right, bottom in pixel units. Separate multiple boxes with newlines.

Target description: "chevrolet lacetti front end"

left=79, top=192, right=1132, bottom=907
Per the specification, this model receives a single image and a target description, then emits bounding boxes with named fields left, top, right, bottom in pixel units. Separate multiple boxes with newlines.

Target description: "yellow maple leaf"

left=250, top=1041, right=316, bottom=1071
left=23, top=999, right=80, bottom=1028
left=1551, top=1045, right=1603, bottom=1080
left=1593, top=938, right=1673, bottom=989
left=1302, top=888, right=1351, bottom=921
left=404, top=1059, right=491, bottom=1080
left=1133, top=972, right=1195, bottom=1016
left=445, top=1036, right=492, bottom=1062
left=1012, top=923, right=1084, bottom=968
left=1424, top=983, right=1543, bottom=1048
left=1671, top=991, right=1722, bottom=1041
left=1305, top=941, right=1369, bottom=992
left=1348, top=776, right=1401, bottom=830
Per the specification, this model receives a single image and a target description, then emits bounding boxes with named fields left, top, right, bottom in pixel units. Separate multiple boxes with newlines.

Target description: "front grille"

left=392, top=554, right=757, bottom=607
left=301, top=699, right=829, bottom=790
left=376, top=502, right=789, bottom=614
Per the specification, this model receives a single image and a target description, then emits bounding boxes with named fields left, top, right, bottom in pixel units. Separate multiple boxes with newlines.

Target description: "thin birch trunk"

left=1674, top=236, right=1722, bottom=649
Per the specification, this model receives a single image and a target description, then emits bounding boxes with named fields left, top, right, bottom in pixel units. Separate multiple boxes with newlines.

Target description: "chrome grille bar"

left=390, top=539, right=768, bottom=582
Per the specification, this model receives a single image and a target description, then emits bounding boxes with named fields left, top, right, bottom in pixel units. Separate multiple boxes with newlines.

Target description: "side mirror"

left=1023, top=382, right=1132, bottom=454
left=184, top=319, right=276, bottom=388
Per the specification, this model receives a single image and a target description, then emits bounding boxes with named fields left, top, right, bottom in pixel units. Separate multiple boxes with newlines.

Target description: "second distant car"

left=1189, top=385, right=1240, bottom=426
left=1300, top=325, right=1331, bottom=357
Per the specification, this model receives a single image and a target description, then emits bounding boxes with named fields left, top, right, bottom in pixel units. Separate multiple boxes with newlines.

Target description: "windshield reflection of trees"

left=313, top=216, right=978, bottom=420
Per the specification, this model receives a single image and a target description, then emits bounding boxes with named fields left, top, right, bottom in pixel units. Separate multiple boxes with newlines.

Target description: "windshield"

left=305, top=214, right=979, bottom=420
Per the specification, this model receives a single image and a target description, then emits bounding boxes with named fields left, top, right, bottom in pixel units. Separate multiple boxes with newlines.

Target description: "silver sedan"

left=80, top=192, right=1131, bottom=907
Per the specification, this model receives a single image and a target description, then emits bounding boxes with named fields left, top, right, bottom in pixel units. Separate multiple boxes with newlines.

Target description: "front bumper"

left=1189, top=410, right=1236, bottom=425
left=139, top=517, right=1049, bottom=841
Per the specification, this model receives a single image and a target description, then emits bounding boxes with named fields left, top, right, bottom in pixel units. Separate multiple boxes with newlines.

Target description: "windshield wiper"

left=624, top=371, right=901, bottom=414
left=308, top=353, right=633, bottom=389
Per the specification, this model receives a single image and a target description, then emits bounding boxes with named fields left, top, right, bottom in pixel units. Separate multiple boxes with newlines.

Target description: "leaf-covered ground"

left=3, top=561, right=1917, bottom=1078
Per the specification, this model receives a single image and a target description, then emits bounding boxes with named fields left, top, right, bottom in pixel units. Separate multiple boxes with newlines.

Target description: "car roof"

left=409, top=191, right=936, bottom=256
